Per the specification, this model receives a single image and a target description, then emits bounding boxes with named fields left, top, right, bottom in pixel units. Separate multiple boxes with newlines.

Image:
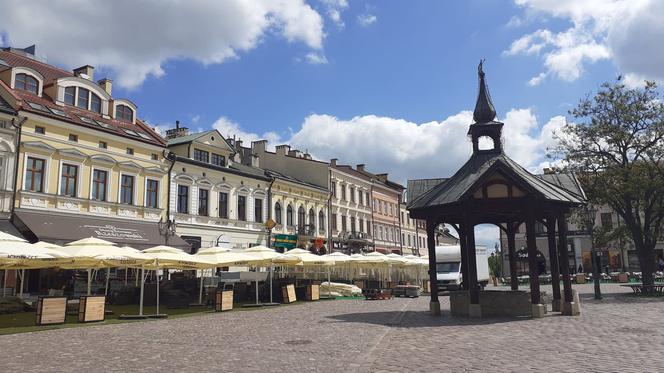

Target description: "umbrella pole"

left=327, top=267, right=331, bottom=297
left=199, top=269, right=204, bottom=305
left=124, top=267, right=128, bottom=286
left=156, top=268, right=160, bottom=315
left=105, top=268, right=111, bottom=296
left=135, top=268, right=138, bottom=287
left=255, top=267, right=259, bottom=306
left=19, top=269, right=24, bottom=298
left=2, top=270, right=6, bottom=297
left=139, top=266, right=145, bottom=316
left=269, top=265, right=274, bottom=304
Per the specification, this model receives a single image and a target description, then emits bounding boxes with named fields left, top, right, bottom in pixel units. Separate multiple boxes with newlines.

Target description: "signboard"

left=265, top=218, right=276, bottom=230
left=83, top=224, right=149, bottom=242
left=273, top=234, right=297, bottom=250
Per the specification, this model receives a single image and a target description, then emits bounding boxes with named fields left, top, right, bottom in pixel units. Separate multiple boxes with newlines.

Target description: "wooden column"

left=465, top=220, right=479, bottom=304
left=507, top=223, right=518, bottom=291
left=459, top=224, right=470, bottom=291
left=558, top=212, right=573, bottom=303
left=546, top=215, right=562, bottom=306
left=525, top=209, right=541, bottom=305
left=426, top=220, right=439, bottom=305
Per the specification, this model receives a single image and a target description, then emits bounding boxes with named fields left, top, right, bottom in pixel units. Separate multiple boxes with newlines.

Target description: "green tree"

left=554, top=78, right=664, bottom=290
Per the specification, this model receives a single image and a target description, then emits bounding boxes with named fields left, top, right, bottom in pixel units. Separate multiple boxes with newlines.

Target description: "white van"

left=435, top=245, right=490, bottom=291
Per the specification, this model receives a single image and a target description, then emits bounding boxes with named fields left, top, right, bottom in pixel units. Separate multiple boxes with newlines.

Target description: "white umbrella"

left=242, top=246, right=281, bottom=305
left=194, top=247, right=260, bottom=304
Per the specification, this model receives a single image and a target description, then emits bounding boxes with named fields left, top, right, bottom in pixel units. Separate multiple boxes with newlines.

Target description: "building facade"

left=0, top=94, right=18, bottom=221
left=0, top=46, right=188, bottom=250
left=399, top=202, right=430, bottom=256
left=166, top=129, right=271, bottom=251
left=329, top=161, right=374, bottom=253
left=359, top=169, right=404, bottom=254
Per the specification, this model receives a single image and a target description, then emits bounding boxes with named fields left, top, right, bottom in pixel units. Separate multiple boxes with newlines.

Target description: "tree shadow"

left=324, top=309, right=536, bottom=328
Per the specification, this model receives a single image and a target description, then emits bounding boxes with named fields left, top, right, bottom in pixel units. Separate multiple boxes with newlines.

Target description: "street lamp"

left=585, top=206, right=601, bottom=300
left=158, top=217, right=177, bottom=246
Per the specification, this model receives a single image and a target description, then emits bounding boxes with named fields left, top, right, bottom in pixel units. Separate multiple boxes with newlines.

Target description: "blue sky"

left=2, top=0, right=661, bottom=246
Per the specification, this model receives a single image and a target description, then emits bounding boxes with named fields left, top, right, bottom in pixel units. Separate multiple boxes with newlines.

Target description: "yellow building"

left=0, top=46, right=188, bottom=249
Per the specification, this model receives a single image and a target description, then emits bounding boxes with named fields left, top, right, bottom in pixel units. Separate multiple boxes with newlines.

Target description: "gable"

left=192, top=129, right=234, bottom=153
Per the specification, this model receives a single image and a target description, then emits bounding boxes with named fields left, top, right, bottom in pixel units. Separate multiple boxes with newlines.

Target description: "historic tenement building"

left=0, top=46, right=188, bottom=250
left=165, top=130, right=270, bottom=251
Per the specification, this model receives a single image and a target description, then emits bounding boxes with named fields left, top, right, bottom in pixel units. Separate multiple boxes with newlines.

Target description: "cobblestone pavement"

left=1, top=283, right=663, bottom=372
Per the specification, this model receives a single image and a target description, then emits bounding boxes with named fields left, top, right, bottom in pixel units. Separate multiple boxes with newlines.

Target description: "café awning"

left=13, top=210, right=191, bottom=251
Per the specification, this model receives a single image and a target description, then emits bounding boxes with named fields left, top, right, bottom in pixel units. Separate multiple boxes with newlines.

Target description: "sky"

left=1, top=0, right=662, bottom=248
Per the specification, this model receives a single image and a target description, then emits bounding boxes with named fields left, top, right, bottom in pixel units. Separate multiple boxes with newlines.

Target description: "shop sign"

left=273, top=234, right=297, bottom=249
left=83, top=224, right=149, bottom=242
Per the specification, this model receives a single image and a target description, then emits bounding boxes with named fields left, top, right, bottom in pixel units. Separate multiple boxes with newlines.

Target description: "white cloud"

left=304, top=52, right=329, bottom=64
left=507, top=0, right=664, bottom=84
left=0, top=0, right=325, bottom=89
left=319, top=0, right=349, bottom=28
left=357, top=14, right=378, bottom=27
left=212, top=116, right=282, bottom=148
left=474, top=225, right=501, bottom=250
left=527, top=72, right=547, bottom=86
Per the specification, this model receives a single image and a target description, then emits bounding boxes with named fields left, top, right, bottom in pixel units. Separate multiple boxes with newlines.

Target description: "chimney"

left=288, top=149, right=302, bottom=158
left=73, top=65, right=94, bottom=80
left=252, top=140, right=267, bottom=153
left=543, top=167, right=554, bottom=175
left=330, top=158, right=337, bottom=167
left=165, top=120, right=190, bottom=139
left=276, top=144, right=290, bottom=155
left=376, top=173, right=388, bottom=182
left=98, top=78, right=112, bottom=95
left=251, top=154, right=260, bottom=168
left=236, top=139, right=243, bottom=149
left=356, top=164, right=365, bottom=172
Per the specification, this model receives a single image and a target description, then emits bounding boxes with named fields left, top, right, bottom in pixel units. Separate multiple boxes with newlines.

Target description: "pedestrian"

left=657, top=255, right=664, bottom=272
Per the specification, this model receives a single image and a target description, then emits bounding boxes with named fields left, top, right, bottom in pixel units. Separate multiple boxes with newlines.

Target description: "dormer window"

left=77, top=88, right=89, bottom=109
left=64, top=87, right=75, bottom=105
left=116, top=104, right=133, bottom=122
left=15, top=73, right=39, bottom=94
left=90, top=93, right=102, bottom=113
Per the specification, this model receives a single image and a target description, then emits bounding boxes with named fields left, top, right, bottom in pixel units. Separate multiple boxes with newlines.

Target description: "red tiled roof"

left=0, top=50, right=165, bottom=146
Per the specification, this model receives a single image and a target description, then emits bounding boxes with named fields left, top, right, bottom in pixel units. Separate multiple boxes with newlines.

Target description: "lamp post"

left=158, top=217, right=177, bottom=246
left=585, top=206, right=601, bottom=300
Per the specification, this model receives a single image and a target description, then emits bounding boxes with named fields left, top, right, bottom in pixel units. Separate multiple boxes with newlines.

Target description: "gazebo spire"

left=473, top=59, right=496, bottom=124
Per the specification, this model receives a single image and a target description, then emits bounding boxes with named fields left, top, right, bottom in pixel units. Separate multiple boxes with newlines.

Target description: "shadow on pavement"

left=325, top=310, right=534, bottom=328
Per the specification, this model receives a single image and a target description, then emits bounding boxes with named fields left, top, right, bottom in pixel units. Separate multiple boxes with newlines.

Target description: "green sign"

left=273, top=234, right=297, bottom=249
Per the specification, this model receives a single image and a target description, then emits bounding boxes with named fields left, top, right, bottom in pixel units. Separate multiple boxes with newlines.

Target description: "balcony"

left=297, top=225, right=316, bottom=236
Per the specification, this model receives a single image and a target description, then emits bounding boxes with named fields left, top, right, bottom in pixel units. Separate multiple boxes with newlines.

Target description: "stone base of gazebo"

left=450, top=290, right=551, bottom=318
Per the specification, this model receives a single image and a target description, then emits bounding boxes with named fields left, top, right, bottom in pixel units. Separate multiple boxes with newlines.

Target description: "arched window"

left=90, top=93, right=102, bottom=113
left=116, top=104, right=133, bottom=122
left=77, top=87, right=89, bottom=109
left=318, top=210, right=325, bottom=231
left=15, top=73, right=38, bottom=94
left=308, top=208, right=315, bottom=226
left=275, top=202, right=282, bottom=225
left=286, top=204, right=294, bottom=226
left=298, top=206, right=305, bottom=228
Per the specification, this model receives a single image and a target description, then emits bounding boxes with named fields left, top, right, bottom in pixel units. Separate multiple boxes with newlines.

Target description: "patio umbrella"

left=0, top=234, right=71, bottom=297
left=322, top=252, right=352, bottom=281
left=242, top=245, right=282, bottom=306
left=142, top=245, right=214, bottom=315
left=194, top=247, right=260, bottom=304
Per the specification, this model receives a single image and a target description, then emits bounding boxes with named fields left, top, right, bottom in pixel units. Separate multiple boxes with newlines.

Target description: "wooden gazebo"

left=408, top=61, right=585, bottom=317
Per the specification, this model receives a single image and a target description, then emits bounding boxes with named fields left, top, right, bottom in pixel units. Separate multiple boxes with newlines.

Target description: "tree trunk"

left=635, top=241, right=657, bottom=292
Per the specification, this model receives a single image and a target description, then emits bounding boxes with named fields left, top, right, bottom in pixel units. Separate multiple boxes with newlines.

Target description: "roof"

left=0, top=50, right=165, bottom=146
left=266, top=169, right=329, bottom=193
left=166, top=130, right=216, bottom=146
left=174, top=155, right=272, bottom=181
left=408, top=152, right=586, bottom=211
left=537, top=172, right=586, bottom=200
left=406, top=178, right=447, bottom=204
left=331, top=164, right=372, bottom=181
left=0, top=93, right=16, bottom=115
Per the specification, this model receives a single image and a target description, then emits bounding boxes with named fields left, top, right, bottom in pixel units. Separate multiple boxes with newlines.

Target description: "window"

left=359, top=219, right=364, bottom=233
left=601, top=213, right=613, bottom=228
left=341, top=215, right=347, bottom=232
left=193, top=149, right=209, bottom=163
left=90, top=93, right=101, bottom=113
left=77, top=88, right=89, bottom=109
left=331, top=213, right=337, bottom=231
left=308, top=209, right=315, bottom=228
left=151, top=153, right=158, bottom=161
left=275, top=202, right=282, bottom=224
left=211, top=153, right=225, bottom=167
left=68, top=134, right=78, bottom=142
left=402, top=233, right=405, bottom=245
left=25, top=157, right=45, bottom=192
left=365, top=192, right=369, bottom=206
left=146, top=179, right=159, bottom=208
left=116, top=104, right=133, bottom=122
left=319, top=210, right=325, bottom=231
left=366, top=222, right=371, bottom=237
left=126, top=148, right=134, bottom=155
left=350, top=216, right=356, bottom=232
left=287, top=205, right=294, bottom=226
left=35, top=126, right=45, bottom=134
left=331, top=181, right=336, bottom=198
left=218, top=192, right=229, bottom=219
left=198, top=189, right=209, bottom=216
left=120, top=174, right=134, bottom=204
left=177, top=185, right=189, bottom=213
left=237, top=195, right=246, bottom=221
left=358, top=191, right=363, bottom=205
left=298, top=206, right=305, bottom=228
left=60, top=163, right=78, bottom=197
left=92, top=169, right=108, bottom=201
left=350, top=187, right=355, bottom=203
left=341, top=185, right=346, bottom=201
left=99, top=141, right=107, bottom=149
left=255, top=198, right=263, bottom=223
left=15, top=73, right=38, bottom=94
left=64, top=87, right=75, bottom=105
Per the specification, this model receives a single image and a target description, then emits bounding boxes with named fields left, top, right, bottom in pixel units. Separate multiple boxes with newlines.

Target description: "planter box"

left=78, top=296, right=106, bottom=323
left=282, top=284, right=296, bottom=303
left=305, top=285, right=320, bottom=301
left=215, top=290, right=233, bottom=312
left=36, top=296, right=67, bottom=326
